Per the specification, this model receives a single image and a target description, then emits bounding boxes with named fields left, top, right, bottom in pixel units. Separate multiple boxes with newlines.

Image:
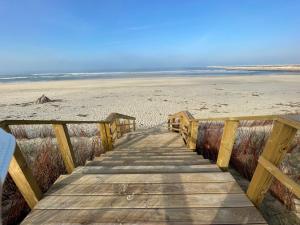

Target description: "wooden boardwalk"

left=21, top=127, right=267, bottom=224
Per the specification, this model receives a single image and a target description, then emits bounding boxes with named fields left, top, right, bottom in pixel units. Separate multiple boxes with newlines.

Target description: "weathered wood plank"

left=3, top=125, right=42, bottom=209
left=35, top=193, right=253, bottom=209
left=54, top=173, right=236, bottom=184
left=98, top=122, right=108, bottom=151
left=115, top=118, right=121, bottom=137
left=112, top=148, right=190, bottom=152
left=217, top=120, right=239, bottom=170
left=21, top=207, right=266, bottom=225
left=46, top=182, right=243, bottom=196
left=53, top=124, right=76, bottom=173
left=74, top=165, right=221, bottom=174
left=105, top=122, right=113, bottom=150
left=98, top=155, right=204, bottom=160
left=86, top=159, right=211, bottom=166
left=247, top=121, right=297, bottom=206
left=105, top=151, right=196, bottom=156
left=258, top=156, right=300, bottom=198
left=98, top=122, right=113, bottom=151
left=188, top=119, right=198, bottom=150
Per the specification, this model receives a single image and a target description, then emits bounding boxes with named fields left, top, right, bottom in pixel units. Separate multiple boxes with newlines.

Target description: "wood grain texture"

left=258, top=156, right=300, bottom=198
left=53, top=172, right=237, bottom=184
left=20, top=125, right=266, bottom=224
left=74, top=165, right=221, bottom=174
left=247, top=121, right=297, bottom=206
left=46, top=182, right=243, bottom=196
left=35, top=193, right=253, bottom=209
left=3, top=125, right=42, bottom=209
left=21, top=208, right=266, bottom=224
left=217, top=120, right=239, bottom=170
left=53, top=124, right=76, bottom=173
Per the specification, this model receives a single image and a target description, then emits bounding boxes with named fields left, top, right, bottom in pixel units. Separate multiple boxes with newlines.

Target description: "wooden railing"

left=0, top=112, right=135, bottom=209
left=168, top=111, right=300, bottom=207
left=168, top=111, right=198, bottom=150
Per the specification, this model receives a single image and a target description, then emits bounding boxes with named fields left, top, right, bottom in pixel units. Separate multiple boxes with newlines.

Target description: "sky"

left=0, top=0, right=300, bottom=74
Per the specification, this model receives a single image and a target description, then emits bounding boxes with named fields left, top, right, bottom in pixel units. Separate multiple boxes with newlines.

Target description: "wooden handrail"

left=104, top=112, right=136, bottom=123
left=168, top=111, right=198, bottom=150
left=0, top=112, right=135, bottom=209
left=168, top=110, right=300, bottom=207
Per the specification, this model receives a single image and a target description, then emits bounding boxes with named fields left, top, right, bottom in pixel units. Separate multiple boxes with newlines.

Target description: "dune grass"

left=197, top=120, right=300, bottom=211
left=2, top=125, right=103, bottom=225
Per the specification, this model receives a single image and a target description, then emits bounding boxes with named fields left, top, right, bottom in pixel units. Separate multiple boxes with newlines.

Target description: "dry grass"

left=1, top=126, right=104, bottom=225
left=197, top=120, right=300, bottom=211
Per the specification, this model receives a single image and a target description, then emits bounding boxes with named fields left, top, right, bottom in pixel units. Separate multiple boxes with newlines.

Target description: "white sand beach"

left=0, top=74, right=300, bottom=128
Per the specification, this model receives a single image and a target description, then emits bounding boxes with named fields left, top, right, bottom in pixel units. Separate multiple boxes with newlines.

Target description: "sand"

left=0, top=75, right=300, bottom=128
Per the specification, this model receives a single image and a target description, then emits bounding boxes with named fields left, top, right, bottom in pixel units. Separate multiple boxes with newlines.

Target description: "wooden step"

left=55, top=173, right=237, bottom=184
left=104, top=151, right=197, bottom=156
left=21, top=207, right=267, bottom=224
left=46, top=182, right=243, bottom=196
left=86, top=159, right=211, bottom=166
left=20, top=128, right=267, bottom=225
left=111, top=149, right=193, bottom=153
left=74, top=165, right=221, bottom=174
left=98, top=155, right=204, bottom=160
left=35, top=193, right=253, bottom=209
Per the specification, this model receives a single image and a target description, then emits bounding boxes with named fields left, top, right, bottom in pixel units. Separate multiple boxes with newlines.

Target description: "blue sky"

left=0, top=0, right=300, bottom=74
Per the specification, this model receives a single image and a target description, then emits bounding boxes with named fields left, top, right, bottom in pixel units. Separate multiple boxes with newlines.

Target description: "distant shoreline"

left=209, top=65, right=300, bottom=72
left=1, top=67, right=300, bottom=84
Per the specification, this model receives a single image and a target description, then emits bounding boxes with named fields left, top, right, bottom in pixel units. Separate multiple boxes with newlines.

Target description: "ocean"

left=0, top=67, right=299, bottom=83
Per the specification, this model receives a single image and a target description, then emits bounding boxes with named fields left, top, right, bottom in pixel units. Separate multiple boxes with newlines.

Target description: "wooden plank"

left=98, top=122, right=113, bottom=151
left=247, top=121, right=297, bottom=206
left=98, top=122, right=108, bottom=151
left=258, top=156, right=300, bottom=198
left=196, top=114, right=276, bottom=122
left=125, top=119, right=130, bottom=131
left=112, top=148, right=190, bottom=152
left=133, top=119, right=136, bottom=131
left=188, top=120, right=198, bottom=150
left=86, top=159, right=211, bottom=166
left=46, top=182, right=243, bottom=196
left=34, top=193, right=253, bottom=209
left=3, top=119, right=103, bottom=125
left=52, top=124, right=76, bottom=173
left=105, top=151, right=196, bottom=156
left=74, top=165, right=221, bottom=174
left=55, top=173, right=236, bottom=184
left=217, top=120, right=239, bottom=170
left=277, top=116, right=300, bottom=129
left=98, top=155, right=203, bottom=160
left=21, top=207, right=266, bottom=224
left=115, top=118, right=121, bottom=138
left=104, top=112, right=135, bottom=122
left=105, top=122, right=113, bottom=151
left=3, top=125, right=42, bottom=208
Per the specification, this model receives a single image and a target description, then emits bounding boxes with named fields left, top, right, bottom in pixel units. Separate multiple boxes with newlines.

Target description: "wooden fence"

left=168, top=111, right=300, bottom=207
left=0, top=112, right=135, bottom=209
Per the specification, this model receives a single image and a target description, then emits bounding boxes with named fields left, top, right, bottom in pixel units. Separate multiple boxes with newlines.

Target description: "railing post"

left=115, top=119, right=122, bottom=138
left=98, top=122, right=113, bottom=152
left=247, top=121, right=297, bottom=206
left=179, top=116, right=184, bottom=137
left=133, top=120, right=136, bottom=131
left=188, top=120, right=198, bottom=150
left=3, top=125, right=42, bottom=209
left=216, top=120, right=239, bottom=170
left=125, top=119, right=130, bottom=132
left=53, top=124, right=76, bottom=174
